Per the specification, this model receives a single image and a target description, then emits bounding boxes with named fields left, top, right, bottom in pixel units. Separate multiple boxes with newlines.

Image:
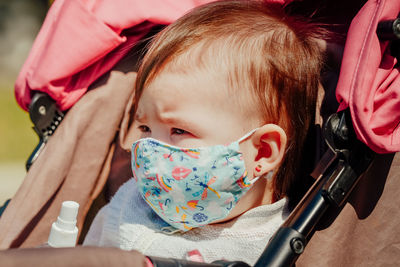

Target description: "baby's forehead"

left=163, top=42, right=253, bottom=92
left=141, top=64, right=261, bottom=119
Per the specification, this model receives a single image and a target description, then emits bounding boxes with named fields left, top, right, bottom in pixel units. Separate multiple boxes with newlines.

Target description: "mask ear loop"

left=249, top=176, right=261, bottom=185
left=249, top=170, right=274, bottom=186
left=237, top=128, right=259, bottom=143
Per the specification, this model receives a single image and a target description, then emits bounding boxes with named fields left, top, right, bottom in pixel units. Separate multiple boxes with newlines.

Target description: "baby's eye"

left=138, top=125, right=151, bottom=133
left=171, top=128, right=187, bottom=135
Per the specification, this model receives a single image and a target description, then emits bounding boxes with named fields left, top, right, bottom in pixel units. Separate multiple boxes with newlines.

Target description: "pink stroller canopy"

left=336, top=0, right=400, bottom=153
left=14, top=0, right=216, bottom=112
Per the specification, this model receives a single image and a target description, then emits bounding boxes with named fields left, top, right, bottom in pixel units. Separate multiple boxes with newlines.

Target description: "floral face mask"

left=131, top=129, right=259, bottom=231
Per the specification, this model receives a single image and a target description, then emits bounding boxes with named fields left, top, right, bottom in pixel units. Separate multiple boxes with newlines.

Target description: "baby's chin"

left=210, top=211, right=243, bottom=225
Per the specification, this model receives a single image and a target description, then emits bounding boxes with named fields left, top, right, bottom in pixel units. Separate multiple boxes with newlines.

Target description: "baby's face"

left=134, top=68, right=271, bottom=222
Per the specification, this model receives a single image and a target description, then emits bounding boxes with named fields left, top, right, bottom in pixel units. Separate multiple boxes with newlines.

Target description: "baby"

left=84, top=0, right=324, bottom=264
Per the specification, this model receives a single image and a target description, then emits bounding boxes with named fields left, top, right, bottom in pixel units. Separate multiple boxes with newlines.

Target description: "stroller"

left=0, top=0, right=399, bottom=266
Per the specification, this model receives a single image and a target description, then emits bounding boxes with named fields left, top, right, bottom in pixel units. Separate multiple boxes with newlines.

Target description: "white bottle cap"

left=48, top=201, right=79, bottom=247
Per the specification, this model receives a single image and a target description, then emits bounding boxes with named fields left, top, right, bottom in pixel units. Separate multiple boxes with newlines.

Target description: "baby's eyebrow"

left=160, top=115, right=197, bottom=131
left=134, top=112, right=146, bottom=122
left=158, top=112, right=184, bottom=125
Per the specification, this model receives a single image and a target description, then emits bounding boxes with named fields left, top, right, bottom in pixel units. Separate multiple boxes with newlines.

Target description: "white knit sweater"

left=84, top=178, right=289, bottom=265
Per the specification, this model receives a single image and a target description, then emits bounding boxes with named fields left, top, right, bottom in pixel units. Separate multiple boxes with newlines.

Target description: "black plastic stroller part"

left=26, top=92, right=64, bottom=171
left=377, top=17, right=400, bottom=40
left=377, top=15, right=400, bottom=61
left=0, top=199, right=11, bottom=218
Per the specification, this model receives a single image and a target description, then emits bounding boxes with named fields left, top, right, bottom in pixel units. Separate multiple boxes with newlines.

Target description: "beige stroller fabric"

left=298, top=152, right=400, bottom=266
left=0, top=57, right=138, bottom=248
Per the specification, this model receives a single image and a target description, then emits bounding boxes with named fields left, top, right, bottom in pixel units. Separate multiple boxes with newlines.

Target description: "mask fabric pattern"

left=131, top=130, right=258, bottom=231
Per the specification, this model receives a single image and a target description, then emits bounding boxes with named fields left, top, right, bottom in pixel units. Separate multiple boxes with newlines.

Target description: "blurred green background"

left=0, top=0, right=48, bottom=204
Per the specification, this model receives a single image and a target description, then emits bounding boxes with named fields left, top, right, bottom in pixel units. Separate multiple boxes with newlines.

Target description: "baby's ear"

left=251, top=124, right=287, bottom=177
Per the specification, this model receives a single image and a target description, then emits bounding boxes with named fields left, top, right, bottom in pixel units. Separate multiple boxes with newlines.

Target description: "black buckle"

left=26, top=93, right=64, bottom=170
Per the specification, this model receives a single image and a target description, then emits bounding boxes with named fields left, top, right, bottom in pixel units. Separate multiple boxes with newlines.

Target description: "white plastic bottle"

left=47, top=201, right=79, bottom=247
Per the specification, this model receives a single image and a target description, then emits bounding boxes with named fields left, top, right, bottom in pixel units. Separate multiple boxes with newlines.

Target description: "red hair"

left=134, top=0, right=325, bottom=201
